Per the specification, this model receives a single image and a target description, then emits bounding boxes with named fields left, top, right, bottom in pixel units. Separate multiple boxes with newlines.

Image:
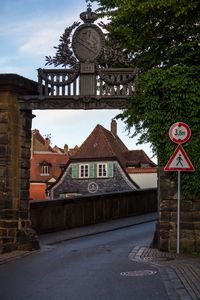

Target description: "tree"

left=93, top=0, right=200, bottom=198
left=94, top=0, right=200, bottom=70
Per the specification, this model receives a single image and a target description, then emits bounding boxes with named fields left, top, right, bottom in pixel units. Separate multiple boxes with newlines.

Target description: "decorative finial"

left=87, top=2, right=92, bottom=12
left=85, top=0, right=92, bottom=11
left=80, top=1, right=98, bottom=23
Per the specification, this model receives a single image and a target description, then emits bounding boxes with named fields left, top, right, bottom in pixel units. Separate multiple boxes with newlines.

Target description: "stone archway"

left=1, top=3, right=198, bottom=254
left=0, top=4, right=138, bottom=253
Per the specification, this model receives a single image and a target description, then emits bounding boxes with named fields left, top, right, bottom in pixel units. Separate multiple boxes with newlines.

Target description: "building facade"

left=30, top=130, right=69, bottom=200
left=48, top=120, right=156, bottom=198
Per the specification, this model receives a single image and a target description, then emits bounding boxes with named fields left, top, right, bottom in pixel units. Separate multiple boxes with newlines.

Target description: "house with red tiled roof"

left=30, top=130, right=69, bottom=200
left=47, top=120, right=157, bottom=199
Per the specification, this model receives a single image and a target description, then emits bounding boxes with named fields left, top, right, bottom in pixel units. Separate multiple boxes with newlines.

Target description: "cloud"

left=20, top=19, right=73, bottom=56
left=32, top=109, right=120, bottom=149
left=33, top=110, right=119, bottom=128
left=0, top=12, right=79, bottom=57
left=19, top=28, right=63, bottom=56
left=33, top=110, right=84, bottom=126
left=0, top=56, right=28, bottom=74
left=0, top=11, right=81, bottom=75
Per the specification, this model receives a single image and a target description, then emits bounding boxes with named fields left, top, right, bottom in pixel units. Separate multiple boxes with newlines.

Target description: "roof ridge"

left=98, top=125, right=117, bottom=157
left=99, top=124, right=128, bottom=151
left=71, top=124, right=101, bottom=157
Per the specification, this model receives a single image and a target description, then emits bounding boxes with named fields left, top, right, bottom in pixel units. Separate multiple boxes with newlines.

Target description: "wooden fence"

left=30, top=188, right=157, bottom=234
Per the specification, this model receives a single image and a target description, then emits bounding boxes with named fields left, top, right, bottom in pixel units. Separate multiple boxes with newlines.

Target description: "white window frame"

left=79, top=164, right=89, bottom=178
left=40, top=165, right=49, bottom=176
left=97, top=163, right=108, bottom=178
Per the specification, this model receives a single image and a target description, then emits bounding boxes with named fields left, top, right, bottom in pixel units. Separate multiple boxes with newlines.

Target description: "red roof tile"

left=71, top=124, right=127, bottom=162
left=124, top=150, right=156, bottom=167
left=71, top=124, right=156, bottom=168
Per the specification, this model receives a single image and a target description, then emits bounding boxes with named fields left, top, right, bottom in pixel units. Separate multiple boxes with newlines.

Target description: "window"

left=40, top=161, right=51, bottom=176
left=71, top=162, right=113, bottom=179
left=79, top=164, right=89, bottom=178
left=40, top=164, right=49, bottom=175
left=97, top=163, right=107, bottom=177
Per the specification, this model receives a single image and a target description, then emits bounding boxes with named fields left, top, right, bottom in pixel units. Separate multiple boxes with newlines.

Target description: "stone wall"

left=30, top=188, right=157, bottom=233
left=157, top=169, right=200, bottom=253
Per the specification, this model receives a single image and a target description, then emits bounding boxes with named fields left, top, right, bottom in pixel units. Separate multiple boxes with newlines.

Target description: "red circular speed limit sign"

left=169, top=122, right=191, bottom=144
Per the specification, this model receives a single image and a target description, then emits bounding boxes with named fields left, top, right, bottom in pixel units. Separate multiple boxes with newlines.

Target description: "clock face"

left=72, top=24, right=104, bottom=62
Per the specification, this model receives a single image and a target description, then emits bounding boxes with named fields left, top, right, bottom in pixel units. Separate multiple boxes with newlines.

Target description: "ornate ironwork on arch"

left=21, top=2, right=138, bottom=110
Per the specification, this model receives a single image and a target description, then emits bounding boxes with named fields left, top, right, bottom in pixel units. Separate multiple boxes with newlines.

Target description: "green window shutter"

left=108, top=162, right=114, bottom=177
left=89, top=163, right=96, bottom=178
left=71, top=164, right=78, bottom=178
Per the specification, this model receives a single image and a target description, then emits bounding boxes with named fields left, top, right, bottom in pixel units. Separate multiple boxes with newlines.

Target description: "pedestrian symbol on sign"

left=176, top=154, right=183, bottom=166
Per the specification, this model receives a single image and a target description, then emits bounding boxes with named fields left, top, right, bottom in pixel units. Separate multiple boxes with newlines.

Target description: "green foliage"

left=93, top=0, right=200, bottom=198
left=95, top=0, right=200, bottom=70
left=118, top=65, right=200, bottom=198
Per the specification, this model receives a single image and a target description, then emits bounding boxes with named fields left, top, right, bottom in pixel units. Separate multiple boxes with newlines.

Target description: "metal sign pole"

left=165, top=122, right=194, bottom=254
left=177, top=171, right=180, bottom=254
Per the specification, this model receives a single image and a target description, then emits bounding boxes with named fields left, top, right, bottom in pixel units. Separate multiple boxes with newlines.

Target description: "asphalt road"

left=0, top=220, right=170, bottom=300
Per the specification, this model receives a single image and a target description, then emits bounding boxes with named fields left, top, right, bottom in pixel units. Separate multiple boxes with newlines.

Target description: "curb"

left=0, top=250, right=32, bottom=265
left=129, top=246, right=200, bottom=300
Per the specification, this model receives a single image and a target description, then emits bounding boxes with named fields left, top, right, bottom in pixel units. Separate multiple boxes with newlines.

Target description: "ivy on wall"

left=93, top=0, right=200, bottom=198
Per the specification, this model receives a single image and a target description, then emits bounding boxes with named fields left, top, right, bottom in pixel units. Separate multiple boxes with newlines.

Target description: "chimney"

left=111, top=119, right=117, bottom=136
left=64, top=144, right=69, bottom=155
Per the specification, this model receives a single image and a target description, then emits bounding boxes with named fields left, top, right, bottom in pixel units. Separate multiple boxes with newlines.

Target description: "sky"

left=0, top=0, right=157, bottom=163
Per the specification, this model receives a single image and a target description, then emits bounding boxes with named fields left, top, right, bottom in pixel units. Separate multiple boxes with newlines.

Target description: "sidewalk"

left=40, top=212, right=157, bottom=246
left=129, top=246, right=200, bottom=300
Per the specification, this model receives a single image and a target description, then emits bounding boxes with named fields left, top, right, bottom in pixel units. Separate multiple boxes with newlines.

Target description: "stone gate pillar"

left=157, top=168, right=200, bottom=253
left=0, top=74, right=39, bottom=253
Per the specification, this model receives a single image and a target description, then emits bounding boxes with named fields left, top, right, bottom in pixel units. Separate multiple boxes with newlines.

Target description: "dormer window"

left=97, top=163, right=107, bottom=177
left=40, top=161, right=51, bottom=176
left=79, top=164, right=89, bottom=178
left=41, top=165, right=49, bottom=175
